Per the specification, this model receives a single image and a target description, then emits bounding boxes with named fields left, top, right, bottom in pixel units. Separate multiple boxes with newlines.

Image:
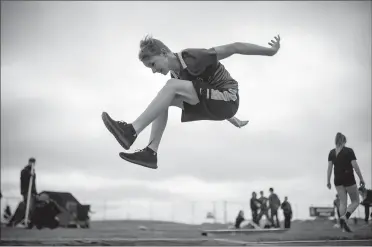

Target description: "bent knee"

left=165, top=79, right=194, bottom=92
left=164, top=79, right=180, bottom=91
left=170, top=95, right=184, bottom=109
left=164, top=79, right=198, bottom=105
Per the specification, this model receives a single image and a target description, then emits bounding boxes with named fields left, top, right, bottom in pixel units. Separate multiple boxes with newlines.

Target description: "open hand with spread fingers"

left=268, top=35, right=281, bottom=55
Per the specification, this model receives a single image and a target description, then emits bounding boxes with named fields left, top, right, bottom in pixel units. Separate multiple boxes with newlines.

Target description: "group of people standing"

left=250, top=188, right=293, bottom=229
left=235, top=188, right=293, bottom=229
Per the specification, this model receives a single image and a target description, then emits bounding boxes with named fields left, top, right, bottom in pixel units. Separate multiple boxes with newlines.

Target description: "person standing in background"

left=268, top=188, right=281, bottom=228
left=281, top=196, right=292, bottom=229
left=358, top=186, right=372, bottom=224
left=21, top=158, right=37, bottom=205
left=250, top=192, right=261, bottom=225
left=7, top=157, right=38, bottom=227
left=256, top=191, right=273, bottom=226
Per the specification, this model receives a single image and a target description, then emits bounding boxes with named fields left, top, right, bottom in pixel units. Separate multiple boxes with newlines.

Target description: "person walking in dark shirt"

left=327, top=133, right=365, bottom=233
left=281, top=196, right=292, bottom=228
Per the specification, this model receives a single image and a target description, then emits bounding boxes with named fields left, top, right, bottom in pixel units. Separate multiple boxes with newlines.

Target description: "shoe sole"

left=119, top=152, right=158, bottom=169
left=102, top=112, right=130, bottom=150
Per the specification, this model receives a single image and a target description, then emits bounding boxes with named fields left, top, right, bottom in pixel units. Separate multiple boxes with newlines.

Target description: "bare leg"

left=147, top=96, right=184, bottom=152
left=132, top=79, right=199, bottom=135
left=335, top=185, right=354, bottom=232
left=336, top=186, right=348, bottom=216
left=147, top=110, right=168, bottom=152
left=148, top=107, right=247, bottom=152
left=345, top=184, right=360, bottom=216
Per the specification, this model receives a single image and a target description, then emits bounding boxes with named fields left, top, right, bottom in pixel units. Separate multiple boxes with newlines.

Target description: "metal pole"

left=24, top=162, right=35, bottom=228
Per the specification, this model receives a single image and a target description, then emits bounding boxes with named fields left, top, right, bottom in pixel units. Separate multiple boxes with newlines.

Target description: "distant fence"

left=1, top=196, right=367, bottom=225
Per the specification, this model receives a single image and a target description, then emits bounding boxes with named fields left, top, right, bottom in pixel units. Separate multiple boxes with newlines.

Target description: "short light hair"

left=138, top=35, right=171, bottom=61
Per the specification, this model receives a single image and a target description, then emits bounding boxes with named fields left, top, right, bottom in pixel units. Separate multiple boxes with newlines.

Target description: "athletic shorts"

left=181, top=80, right=239, bottom=122
left=334, top=173, right=356, bottom=187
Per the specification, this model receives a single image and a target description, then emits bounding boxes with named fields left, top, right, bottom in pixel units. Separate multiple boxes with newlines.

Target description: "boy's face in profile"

left=142, top=53, right=170, bottom=76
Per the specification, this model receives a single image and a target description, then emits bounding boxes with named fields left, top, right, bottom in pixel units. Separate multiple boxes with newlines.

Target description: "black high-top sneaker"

left=119, top=146, right=158, bottom=169
left=102, top=112, right=137, bottom=150
left=340, top=218, right=352, bottom=233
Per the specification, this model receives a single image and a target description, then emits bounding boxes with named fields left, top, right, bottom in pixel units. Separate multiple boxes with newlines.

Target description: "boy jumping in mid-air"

left=102, top=35, right=281, bottom=169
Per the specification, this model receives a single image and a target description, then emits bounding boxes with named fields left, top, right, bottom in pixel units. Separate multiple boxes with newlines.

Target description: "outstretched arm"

left=214, top=35, right=281, bottom=60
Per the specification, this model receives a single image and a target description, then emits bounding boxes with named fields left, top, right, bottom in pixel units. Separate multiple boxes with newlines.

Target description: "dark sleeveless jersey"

left=170, top=48, right=239, bottom=93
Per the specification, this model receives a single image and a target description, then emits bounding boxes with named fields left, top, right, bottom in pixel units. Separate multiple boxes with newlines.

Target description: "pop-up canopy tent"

left=6, top=191, right=90, bottom=229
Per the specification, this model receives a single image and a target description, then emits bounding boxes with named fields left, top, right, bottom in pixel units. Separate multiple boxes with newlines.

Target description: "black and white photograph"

left=1, top=1, right=371, bottom=246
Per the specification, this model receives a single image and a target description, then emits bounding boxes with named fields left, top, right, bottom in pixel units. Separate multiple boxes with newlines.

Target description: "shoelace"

left=134, top=139, right=156, bottom=154
left=117, top=121, right=128, bottom=127
left=134, top=147, right=147, bottom=153
left=117, top=121, right=137, bottom=137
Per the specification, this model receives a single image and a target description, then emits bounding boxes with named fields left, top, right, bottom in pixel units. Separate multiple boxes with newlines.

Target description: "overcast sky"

left=1, top=1, right=371, bottom=223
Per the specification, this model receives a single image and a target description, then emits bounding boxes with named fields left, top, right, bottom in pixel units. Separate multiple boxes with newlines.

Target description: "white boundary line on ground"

left=213, top=238, right=267, bottom=245
left=213, top=238, right=372, bottom=245
left=0, top=238, right=209, bottom=242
